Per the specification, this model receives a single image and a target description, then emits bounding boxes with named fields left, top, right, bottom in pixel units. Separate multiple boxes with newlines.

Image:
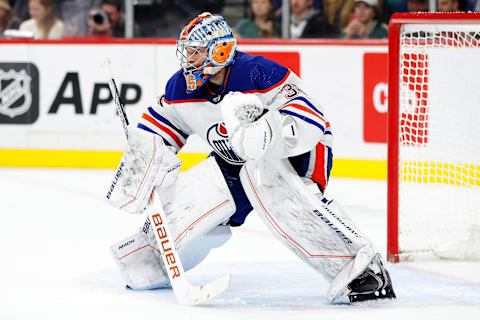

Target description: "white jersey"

left=137, top=52, right=333, bottom=190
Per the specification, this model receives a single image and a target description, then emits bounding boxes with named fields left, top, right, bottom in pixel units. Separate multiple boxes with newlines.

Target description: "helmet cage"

left=176, top=14, right=237, bottom=92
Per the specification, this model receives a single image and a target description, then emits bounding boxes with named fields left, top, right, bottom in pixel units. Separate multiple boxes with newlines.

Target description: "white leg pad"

left=110, top=229, right=167, bottom=290
left=159, top=157, right=236, bottom=249
left=240, top=159, right=377, bottom=302
left=111, top=225, right=232, bottom=290
left=111, top=157, right=236, bottom=290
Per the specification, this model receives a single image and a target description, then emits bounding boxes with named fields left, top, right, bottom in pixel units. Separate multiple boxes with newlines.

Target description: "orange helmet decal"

left=176, top=13, right=237, bottom=92
left=213, top=41, right=235, bottom=64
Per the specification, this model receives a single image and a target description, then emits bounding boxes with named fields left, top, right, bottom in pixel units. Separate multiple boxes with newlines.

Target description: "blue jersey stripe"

left=147, top=106, right=189, bottom=140
left=137, top=123, right=157, bottom=135
left=280, top=109, right=325, bottom=132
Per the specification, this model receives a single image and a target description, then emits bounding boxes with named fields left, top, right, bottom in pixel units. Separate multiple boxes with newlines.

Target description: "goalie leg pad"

left=157, top=156, right=236, bottom=249
left=240, top=159, right=379, bottom=303
left=111, top=225, right=232, bottom=290
left=110, top=228, right=168, bottom=290
left=111, top=156, right=236, bottom=289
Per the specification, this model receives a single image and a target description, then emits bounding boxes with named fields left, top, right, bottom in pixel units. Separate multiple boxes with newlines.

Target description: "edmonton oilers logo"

left=206, top=123, right=245, bottom=165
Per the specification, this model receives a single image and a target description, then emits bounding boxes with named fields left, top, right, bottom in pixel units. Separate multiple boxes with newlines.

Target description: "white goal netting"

left=397, top=23, right=480, bottom=260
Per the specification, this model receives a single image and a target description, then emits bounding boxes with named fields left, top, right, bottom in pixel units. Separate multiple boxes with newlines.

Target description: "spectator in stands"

left=60, top=0, right=100, bottom=37
left=0, top=0, right=21, bottom=37
left=0, top=0, right=9, bottom=34
left=12, top=0, right=63, bottom=22
left=19, top=0, right=64, bottom=39
left=88, top=0, right=141, bottom=37
left=323, top=0, right=355, bottom=36
left=341, top=0, right=387, bottom=38
left=437, top=0, right=460, bottom=11
left=407, top=0, right=429, bottom=12
left=235, top=0, right=280, bottom=38
left=290, top=0, right=329, bottom=38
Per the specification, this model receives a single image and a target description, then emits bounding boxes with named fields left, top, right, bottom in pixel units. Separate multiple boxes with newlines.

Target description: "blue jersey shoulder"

left=164, top=69, right=207, bottom=102
left=163, top=52, right=290, bottom=103
left=227, top=52, right=289, bottom=92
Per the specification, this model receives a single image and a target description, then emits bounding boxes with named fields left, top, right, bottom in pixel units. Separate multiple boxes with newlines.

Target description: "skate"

left=347, top=255, right=396, bottom=303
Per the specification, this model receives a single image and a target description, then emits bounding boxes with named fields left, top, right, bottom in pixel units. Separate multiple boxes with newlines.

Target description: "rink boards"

left=0, top=39, right=388, bottom=178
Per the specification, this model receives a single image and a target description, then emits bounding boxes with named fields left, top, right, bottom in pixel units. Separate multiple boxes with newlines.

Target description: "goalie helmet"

left=176, top=12, right=237, bottom=92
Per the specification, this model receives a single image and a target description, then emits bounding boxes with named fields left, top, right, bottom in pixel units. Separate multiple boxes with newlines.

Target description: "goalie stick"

left=101, top=59, right=231, bottom=305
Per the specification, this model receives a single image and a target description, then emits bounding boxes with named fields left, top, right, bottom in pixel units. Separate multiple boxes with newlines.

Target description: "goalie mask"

left=176, top=13, right=237, bottom=92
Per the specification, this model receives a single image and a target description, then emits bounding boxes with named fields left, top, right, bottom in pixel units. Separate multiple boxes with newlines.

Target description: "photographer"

left=88, top=7, right=110, bottom=36
left=88, top=0, right=140, bottom=37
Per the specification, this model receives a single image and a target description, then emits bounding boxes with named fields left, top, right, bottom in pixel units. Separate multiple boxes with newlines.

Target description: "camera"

left=91, top=10, right=109, bottom=25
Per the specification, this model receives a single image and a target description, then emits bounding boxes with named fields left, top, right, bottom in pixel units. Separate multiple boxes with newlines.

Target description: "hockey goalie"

left=106, top=12, right=396, bottom=304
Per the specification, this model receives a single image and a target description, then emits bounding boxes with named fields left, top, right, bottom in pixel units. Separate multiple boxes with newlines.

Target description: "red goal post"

left=387, top=12, right=480, bottom=262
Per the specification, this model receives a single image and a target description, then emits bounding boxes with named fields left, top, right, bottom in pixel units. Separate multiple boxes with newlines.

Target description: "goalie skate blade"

left=179, top=274, right=231, bottom=306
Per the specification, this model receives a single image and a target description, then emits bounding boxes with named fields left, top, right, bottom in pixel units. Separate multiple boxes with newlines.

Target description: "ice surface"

left=0, top=168, right=479, bottom=320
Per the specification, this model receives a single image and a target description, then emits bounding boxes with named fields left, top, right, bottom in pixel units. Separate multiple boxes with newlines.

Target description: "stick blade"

left=178, top=274, right=231, bottom=306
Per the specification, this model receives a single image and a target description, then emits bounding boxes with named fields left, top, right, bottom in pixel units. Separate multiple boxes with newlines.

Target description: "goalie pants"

left=214, top=143, right=333, bottom=226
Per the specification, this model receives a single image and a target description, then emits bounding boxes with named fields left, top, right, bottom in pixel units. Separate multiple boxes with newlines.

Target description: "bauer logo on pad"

left=0, top=63, right=39, bottom=124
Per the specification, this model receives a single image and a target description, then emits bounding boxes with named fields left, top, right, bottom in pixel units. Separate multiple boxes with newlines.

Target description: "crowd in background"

left=0, top=0, right=478, bottom=40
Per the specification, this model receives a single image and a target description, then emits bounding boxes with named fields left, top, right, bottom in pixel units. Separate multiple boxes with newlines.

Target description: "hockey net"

left=387, top=13, right=480, bottom=262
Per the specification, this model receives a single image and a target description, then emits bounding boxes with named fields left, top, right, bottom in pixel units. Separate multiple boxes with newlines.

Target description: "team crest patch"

left=0, top=63, right=39, bottom=124
left=206, top=123, right=245, bottom=165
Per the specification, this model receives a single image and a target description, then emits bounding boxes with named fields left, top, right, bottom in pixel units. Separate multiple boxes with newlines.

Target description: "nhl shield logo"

left=206, top=122, right=245, bottom=165
left=0, top=69, right=32, bottom=118
left=0, top=63, right=39, bottom=124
